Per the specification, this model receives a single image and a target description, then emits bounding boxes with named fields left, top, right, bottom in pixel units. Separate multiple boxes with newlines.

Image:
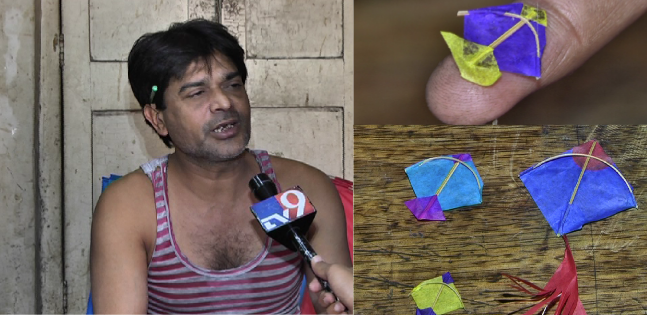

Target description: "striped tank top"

left=141, top=150, right=304, bottom=314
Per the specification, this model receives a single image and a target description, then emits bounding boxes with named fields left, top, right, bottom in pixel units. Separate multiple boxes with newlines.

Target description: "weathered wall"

left=0, top=1, right=37, bottom=312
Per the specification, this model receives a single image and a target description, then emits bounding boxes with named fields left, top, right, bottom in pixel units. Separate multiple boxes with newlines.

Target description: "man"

left=90, top=19, right=351, bottom=314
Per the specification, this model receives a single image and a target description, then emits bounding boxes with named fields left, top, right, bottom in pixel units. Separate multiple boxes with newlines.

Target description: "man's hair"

left=127, top=19, right=247, bottom=148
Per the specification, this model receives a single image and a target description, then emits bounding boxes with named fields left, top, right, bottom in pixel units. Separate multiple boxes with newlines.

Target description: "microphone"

left=249, top=173, right=331, bottom=292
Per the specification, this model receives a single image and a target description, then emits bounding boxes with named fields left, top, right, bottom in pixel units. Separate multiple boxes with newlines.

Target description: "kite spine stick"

left=569, top=142, right=597, bottom=205
left=558, top=143, right=596, bottom=235
left=489, top=19, right=526, bottom=49
left=436, top=162, right=459, bottom=196
left=431, top=285, right=444, bottom=310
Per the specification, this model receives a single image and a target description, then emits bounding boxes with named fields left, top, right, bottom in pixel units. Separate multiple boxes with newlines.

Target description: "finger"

left=427, top=0, right=647, bottom=124
left=308, top=277, right=323, bottom=293
left=310, top=255, right=331, bottom=280
left=325, top=301, right=347, bottom=314
left=316, top=290, right=335, bottom=309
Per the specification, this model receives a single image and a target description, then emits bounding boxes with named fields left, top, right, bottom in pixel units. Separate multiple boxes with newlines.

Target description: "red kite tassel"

left=502, top=236, right=587, bottom=315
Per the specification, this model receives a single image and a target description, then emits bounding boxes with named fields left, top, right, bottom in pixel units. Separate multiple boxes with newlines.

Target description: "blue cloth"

left=101, top=174, right=122, bottom=191
left=464, top=3, right=547, bottom=78
left=520, top=142, right=637, bottom=235
left=406, top=154, right=483, bottom=211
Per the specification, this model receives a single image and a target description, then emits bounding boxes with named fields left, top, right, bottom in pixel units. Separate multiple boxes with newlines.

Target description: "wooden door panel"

left=89, top=0, right=189, bottom=61
left=246, top=0, right=343, bottom=58
left=91, top=111, right=172, bottom=208
left=249, top=107, right=344, bottom=177
left=247, top=59, right=345, bottom=107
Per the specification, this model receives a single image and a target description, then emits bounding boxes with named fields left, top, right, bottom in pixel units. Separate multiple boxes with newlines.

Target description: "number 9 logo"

left=279, top=189, right=313, bottom=219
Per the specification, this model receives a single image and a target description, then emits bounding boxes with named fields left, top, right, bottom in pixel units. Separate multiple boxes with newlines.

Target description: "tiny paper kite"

left=405, top=154, right=483, bottom=220
left=520, top=140, right=637, bottom=235
left=411, top=272, right=464, bottom=315
left=441, top=3, right=547, bottom=86
left=502, top=236, right=587, bottom=315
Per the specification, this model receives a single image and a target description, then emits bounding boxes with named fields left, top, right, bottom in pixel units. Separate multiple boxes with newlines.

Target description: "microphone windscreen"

left=249, top=173, right=278, bottom=201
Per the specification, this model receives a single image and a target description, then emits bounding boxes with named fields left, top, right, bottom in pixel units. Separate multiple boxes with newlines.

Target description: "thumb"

left=310, top=255, right=331, bottom=280
left=427, top=0, right=647, bottom=124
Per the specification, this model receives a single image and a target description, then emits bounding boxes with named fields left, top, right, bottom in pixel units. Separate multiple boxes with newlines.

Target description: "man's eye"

left=227, top=82, right=243, bottom=89
left=189, top=91, right=204, bottom=98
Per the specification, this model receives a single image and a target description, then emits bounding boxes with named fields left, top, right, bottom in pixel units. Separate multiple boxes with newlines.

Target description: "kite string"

left=532, top=153, right=633, bottom=194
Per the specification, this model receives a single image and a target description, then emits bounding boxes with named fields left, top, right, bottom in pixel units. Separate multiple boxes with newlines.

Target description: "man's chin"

left=213, top=146, right=248, bottom=161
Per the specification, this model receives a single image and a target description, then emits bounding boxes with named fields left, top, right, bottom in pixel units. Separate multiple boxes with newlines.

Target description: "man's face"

left=160, top=53, right=251, bottom=162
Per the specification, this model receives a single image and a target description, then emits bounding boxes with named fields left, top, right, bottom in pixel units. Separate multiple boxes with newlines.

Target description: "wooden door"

left=62, top=0, right=352, bottom=313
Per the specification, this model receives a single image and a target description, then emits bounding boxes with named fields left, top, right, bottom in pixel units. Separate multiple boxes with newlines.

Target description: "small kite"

left=520, top=140, right=637, bottom=235
left=405, top=153, right=483, bottom=221
left=441, top=3, right=547, bottom=86
left=411, top=272, right=464, bottom=315
left=502, top=236, right=587, bottom=315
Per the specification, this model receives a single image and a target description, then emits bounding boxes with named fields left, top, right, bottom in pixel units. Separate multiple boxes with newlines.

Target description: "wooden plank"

left=246, top=59, right=344, bottom=107
left=89, top=0, right=188, bottom=61
left=246, top=0, right=343, bottom=58
left=354, top=125, right=646, bottom=314
left=250, top=108, right=344, bottom=177
left=37, top=0, right=64, bottom=312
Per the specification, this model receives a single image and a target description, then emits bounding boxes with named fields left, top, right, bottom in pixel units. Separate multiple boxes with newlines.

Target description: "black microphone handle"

left=288, top=226, right=332, bottom=293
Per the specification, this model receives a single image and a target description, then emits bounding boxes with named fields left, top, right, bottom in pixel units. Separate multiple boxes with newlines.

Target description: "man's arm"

left=273, top=158, right=352, bottom=314
left=90, top=172, right=156, bottom=313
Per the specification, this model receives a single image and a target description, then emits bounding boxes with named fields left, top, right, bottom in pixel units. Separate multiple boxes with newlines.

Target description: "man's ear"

left=143, top=104, right=169, bottom=137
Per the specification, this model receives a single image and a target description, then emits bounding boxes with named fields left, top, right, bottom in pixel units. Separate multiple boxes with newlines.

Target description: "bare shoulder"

left=269, top=156, right=335, bottom=192
left=92, top=169, right=156, bottom=248
left=91, top=168, right=154, bottom=313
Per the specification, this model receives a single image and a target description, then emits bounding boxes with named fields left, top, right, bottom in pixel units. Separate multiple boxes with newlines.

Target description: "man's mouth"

left=213, top=122, right=235, bottom=133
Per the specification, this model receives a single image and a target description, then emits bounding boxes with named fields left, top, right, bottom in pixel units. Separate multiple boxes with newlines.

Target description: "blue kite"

left=405, top=153, right=483, bottom=220
left=520, top=140, right=637, bottom=235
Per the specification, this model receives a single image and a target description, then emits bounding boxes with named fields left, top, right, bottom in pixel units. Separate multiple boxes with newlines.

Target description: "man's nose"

left=208, top=88, right=232, bottom=112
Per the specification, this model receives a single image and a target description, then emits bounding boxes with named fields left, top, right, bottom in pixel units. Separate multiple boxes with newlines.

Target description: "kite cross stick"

left=530, top=152, right=634, bottom=194
left=417, top=156, right=483, bottom=196
left=457, top=10, right=542, bottom=59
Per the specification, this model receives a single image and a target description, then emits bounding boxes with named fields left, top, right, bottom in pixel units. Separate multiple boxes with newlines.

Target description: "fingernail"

left=334, top=302, right=344, bottom=312
left=312, top=255, right=322, bottom=264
